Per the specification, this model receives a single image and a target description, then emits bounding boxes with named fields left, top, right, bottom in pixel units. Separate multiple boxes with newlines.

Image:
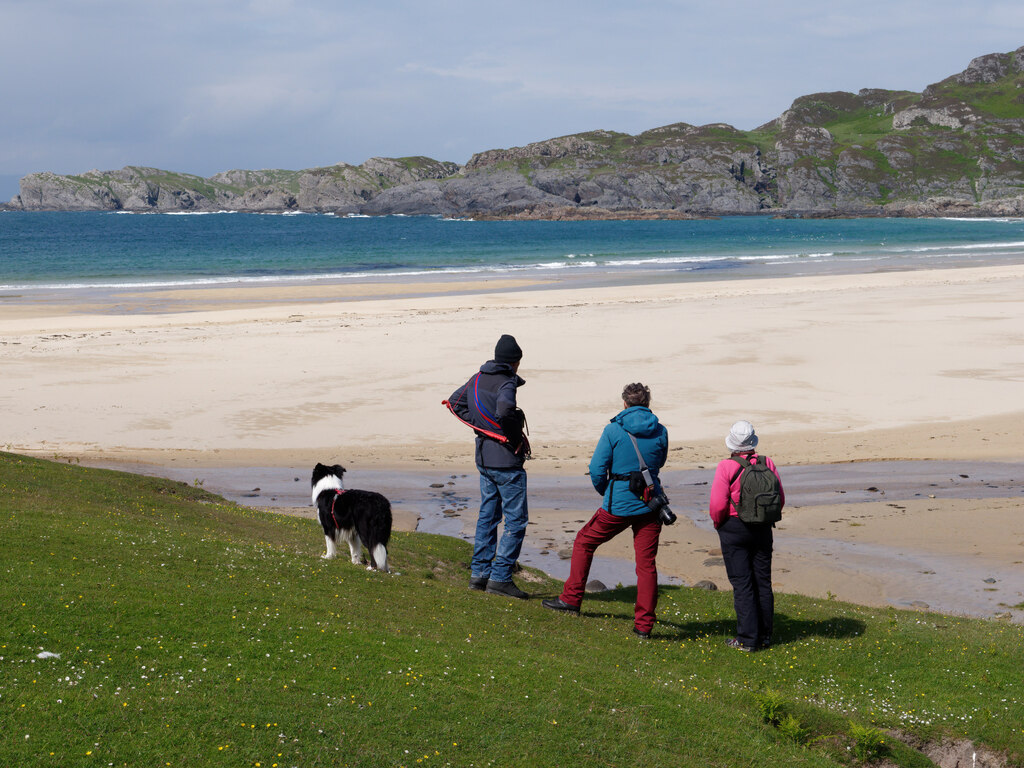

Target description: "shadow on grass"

left=653, top=613, right=867, bottom=647
left=575, top=587, right=867, bottom=647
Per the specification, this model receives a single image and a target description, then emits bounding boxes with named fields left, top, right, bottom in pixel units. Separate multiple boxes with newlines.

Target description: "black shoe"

left=726, top=637, right=756, bottom=652
left=485, top=580, right=529, bottom=599
left=759, top=639, right=772, bottom=649
left=542, top=597, right=580, bottom=614
left=468, top=576, right=488, bottom=591
left=632, top=627, right=652, bottom=639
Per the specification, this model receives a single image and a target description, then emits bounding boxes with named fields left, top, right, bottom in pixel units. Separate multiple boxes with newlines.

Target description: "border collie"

left=311, top=463, right=392, bottom=572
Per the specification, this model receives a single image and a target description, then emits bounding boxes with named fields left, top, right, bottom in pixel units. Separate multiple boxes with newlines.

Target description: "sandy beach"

left=3, top=264, right=1023, bottom=619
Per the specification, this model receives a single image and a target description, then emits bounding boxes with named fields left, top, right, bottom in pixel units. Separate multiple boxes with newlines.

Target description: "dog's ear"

left=334, top=465, right=346, bottom=477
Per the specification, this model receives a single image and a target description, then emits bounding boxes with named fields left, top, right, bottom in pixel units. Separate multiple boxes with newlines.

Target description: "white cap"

left=726, top=420, right=758, bottom=453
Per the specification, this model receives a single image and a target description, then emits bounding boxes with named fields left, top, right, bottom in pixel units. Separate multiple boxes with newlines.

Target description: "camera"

left=626, top=469, right=676, bottom=525
left=646, top=492, right=676, bottom=526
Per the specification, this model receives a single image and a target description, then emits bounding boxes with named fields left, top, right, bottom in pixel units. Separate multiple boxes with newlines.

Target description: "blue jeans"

left=472, top=466, right=528, bottom=583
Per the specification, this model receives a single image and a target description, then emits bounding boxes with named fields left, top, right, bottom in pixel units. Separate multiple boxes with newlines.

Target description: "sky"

left=2, top=1, right=1024, bottom=200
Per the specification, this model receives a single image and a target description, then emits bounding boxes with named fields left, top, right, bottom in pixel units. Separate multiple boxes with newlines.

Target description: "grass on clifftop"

left=1, top=452, right=1022, bottom=767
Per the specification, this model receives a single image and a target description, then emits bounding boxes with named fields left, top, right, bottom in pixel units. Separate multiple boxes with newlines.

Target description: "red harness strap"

left=441, top=399, right=509, bottom=443
left=330, top=489, right=347, bottom=528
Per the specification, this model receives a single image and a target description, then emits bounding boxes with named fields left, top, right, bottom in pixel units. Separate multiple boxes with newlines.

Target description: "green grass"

left=927, top=71, right=1024, bottom=120
left=824, top=108, right=900, bottom=146
left=1, top=452, right=1022, bottom=767
left=743, top=129, right=780, bottom=156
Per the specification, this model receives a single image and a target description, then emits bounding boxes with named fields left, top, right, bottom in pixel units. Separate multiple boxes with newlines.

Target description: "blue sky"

left=2, top=1, right=1023, bottom=200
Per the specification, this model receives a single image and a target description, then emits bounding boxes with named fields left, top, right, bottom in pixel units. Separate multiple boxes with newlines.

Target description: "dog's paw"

left=321, top=553, right=336, bottom=560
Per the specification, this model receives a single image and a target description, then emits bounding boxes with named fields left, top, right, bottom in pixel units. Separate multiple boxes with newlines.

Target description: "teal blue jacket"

left=589, top=406, right=669, bottom=517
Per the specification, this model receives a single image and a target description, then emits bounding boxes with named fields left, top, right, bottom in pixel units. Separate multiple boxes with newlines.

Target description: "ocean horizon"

left=2, top=210, right=1024, bottom=294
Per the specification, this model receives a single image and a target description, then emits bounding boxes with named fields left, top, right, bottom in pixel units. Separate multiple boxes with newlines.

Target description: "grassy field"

left=1, top=452, right=1021, bottom=767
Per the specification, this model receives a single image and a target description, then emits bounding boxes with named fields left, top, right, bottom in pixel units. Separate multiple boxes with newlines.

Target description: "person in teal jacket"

left=543, top=383, right=669, bottom=637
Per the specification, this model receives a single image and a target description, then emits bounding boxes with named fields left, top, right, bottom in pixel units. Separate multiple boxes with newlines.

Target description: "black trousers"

left=717, top=516, right=774, bottom=648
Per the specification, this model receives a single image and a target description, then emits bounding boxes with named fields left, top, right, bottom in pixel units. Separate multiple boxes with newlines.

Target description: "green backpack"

left=730, top=455, right=783, bottom=525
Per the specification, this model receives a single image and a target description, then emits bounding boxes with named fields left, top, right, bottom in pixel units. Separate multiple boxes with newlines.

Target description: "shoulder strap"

left=624, top=431, right=648, bottom=471
left=729, top=455, right=752, bottom=469
left=726, top=455, right=748, bottom=512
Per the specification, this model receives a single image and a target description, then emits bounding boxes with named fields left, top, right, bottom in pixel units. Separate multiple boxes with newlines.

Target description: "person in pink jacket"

left=708, top=420, right=785, bottom=652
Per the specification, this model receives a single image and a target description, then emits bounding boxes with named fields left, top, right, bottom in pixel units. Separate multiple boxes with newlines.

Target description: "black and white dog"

left=311, top=463, right=392, bottom=572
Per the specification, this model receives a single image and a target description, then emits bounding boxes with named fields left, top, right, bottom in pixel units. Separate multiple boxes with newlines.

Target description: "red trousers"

left=559, top=507, right=661, bottom=633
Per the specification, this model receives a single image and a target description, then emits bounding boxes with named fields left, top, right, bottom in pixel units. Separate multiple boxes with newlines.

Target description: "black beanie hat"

left=494, top=334, right=523, bottom=364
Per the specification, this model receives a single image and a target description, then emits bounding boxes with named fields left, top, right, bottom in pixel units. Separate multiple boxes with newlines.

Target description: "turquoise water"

left=2, top=211, right=1024, bottom=290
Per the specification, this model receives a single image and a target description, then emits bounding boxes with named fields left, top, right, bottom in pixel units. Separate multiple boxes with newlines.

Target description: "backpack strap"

left=729, top=455, right=752, bottom=469
left=729, top=453, right=769, bottom=471
left=726, top=454, right=754, bottom=513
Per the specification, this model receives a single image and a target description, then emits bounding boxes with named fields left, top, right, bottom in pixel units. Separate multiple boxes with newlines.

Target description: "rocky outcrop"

left=16, top=171, right=121, bottom=210
left=465, top=134, right=602, bottom=171
left=10, top=158, right=461, bottom=214
left=955, top=51, right=1022, bottom=86
left=10, top=45, right=1024, bottom=218
left=361, top=170, right=570, bottom=216
left=885, top=194, right=1024, bottom=217
left=892, top=103, right=984, bottom=131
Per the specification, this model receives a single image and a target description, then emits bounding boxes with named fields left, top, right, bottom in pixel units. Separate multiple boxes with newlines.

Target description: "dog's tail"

left=372, top=544, right=389, bottom=573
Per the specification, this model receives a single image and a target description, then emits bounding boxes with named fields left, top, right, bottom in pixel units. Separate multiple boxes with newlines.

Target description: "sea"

left=2, top=211, right=1024, bottom=295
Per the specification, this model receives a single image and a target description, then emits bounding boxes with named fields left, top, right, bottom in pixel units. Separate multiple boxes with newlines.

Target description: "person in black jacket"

left=448, top=334, right=531, bottom=599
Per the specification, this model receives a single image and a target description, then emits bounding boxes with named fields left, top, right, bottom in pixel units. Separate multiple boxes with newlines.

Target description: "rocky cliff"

left=9, top=46, right=1024, bottom=218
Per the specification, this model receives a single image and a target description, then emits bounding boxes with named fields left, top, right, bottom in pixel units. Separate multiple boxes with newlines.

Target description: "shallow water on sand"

left=90, top=459, right=1024, bottom=620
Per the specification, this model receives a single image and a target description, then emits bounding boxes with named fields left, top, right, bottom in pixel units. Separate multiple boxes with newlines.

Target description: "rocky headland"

left=7, top=46, right=1024, bottom=219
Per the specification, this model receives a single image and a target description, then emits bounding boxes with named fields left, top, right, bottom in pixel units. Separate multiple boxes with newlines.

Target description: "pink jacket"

left=708, top=452, right=785, bottom=529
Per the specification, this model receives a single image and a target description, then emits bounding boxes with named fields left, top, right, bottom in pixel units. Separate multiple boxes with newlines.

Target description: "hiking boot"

left=726, top=637, right=756, bottom=652
left=485, top=580, right=529, bottom=600
left=468, top=576, right=488, bottom=591
left=542, top=597, right=580, bottom=614
left=632, top=627, right=652, bottom=639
